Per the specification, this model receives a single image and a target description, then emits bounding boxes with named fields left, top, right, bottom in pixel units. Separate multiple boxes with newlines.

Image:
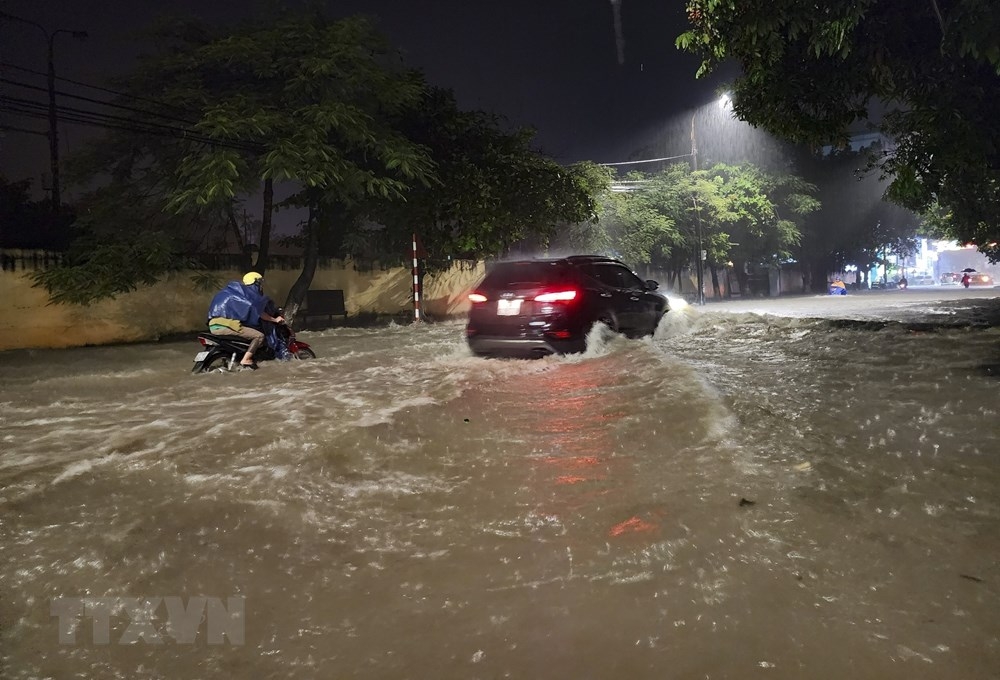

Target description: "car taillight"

left=468, top=292, right=488, bottom=303
left=533, top=290, right=578, bottom=303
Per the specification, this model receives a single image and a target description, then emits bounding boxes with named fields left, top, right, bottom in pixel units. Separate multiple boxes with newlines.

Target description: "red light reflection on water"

left=507, top=361, right=661, bottom=540
left=608, top=516, right=657, bottom=537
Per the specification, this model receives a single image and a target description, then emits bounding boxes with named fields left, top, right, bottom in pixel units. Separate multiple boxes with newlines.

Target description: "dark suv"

left=465, top=256, right=668, bottom=357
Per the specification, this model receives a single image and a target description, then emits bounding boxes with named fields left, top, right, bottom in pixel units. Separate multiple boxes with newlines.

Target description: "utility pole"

left=0, top=12, right=87, bottom=215
left=690, top=113, right=706, bottom=306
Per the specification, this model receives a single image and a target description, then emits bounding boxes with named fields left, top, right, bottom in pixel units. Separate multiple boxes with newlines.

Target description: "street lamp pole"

left=0, top=13, right=87, bottom=215
left=46, top=28, right=88, bottom=215
left=690, top=113, right=705, bottom=305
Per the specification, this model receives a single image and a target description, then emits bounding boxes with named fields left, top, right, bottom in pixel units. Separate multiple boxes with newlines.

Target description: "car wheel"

left=596, top=314, right=618, bottom=333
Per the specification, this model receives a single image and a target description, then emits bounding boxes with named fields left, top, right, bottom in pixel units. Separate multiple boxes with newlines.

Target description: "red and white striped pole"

left=411, top=233, right=422, bottom=322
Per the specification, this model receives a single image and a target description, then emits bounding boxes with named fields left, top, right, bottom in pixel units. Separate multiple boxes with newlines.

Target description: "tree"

left=586, top=162, right=814, bottom=296
left=32, top=11, right=600, bottom=315
left=678, top=0, right=1000, bottom=261
left=31, top=12, right=436, bottom=311
left=356, top=87, right=605, bottom=266
left=160, top=12, right=436, bottom=320
left=706, top=163, right=817, bottom=296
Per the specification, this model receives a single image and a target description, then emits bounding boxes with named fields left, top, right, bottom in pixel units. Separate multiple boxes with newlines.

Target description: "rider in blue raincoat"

left=206, top=272, right=285, bottom=369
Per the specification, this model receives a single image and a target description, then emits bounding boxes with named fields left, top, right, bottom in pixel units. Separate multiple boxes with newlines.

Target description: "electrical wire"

left=0, top=123, right=47, bottom=136
left=0, top=77, right=200, bottom=125
left=0, top=63, right=263, bottom=153
left=0, top=61, right=197, bottom=119
left=600, top=153, right=693, bottom=166
left=1, top=100, right=263, bottom=153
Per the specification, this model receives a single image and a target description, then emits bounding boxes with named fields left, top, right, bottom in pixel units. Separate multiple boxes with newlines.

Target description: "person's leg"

left=237, top=327, right=264, bottom=365
left=211, top=327, right=264, bottom=366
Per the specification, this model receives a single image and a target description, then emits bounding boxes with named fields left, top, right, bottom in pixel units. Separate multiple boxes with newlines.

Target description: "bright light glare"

left=719, top=92, right=732, bottom=110
left=667, top=296, right=689, bottom=310
left=468, top=293, right=487, bottom=303
left=534, top=290, right=578, bottom=302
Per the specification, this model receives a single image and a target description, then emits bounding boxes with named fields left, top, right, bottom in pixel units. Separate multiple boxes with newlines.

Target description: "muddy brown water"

left=2, top=289, right=999, bottom=679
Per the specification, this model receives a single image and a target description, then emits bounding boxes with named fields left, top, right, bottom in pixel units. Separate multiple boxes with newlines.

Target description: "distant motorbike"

left=192, top=321, right=315, bottom=373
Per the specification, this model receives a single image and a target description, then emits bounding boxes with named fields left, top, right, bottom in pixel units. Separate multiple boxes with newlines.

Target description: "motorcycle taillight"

left=198, top=337, right=210, bottom=347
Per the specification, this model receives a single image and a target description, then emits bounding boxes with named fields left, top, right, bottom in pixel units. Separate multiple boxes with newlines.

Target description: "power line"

left=0, top=62, right=264, bottom=153
left=2, top=95, right=192, bottom=138
left=600, top=153, right=693, bottom=166
left=4, top=106, right=242, bottom=152
left=0, top=61, right=197, bottom=119
left=0, top=123, right=47, bottom=136
left=0, top=77, right=199, bottom=126
left=1, top=100, right=264, bottom=153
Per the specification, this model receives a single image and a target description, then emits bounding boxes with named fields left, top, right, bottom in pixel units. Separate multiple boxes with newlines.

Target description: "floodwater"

left=2, top=289, right=999, bottom=679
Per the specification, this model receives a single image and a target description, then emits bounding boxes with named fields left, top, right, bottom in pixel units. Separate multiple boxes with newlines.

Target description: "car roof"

left=491, top=255, right=620, bottom=266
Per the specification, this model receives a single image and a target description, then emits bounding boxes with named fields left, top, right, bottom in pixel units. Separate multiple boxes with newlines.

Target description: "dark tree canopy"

left=27, top=9, right=603, bottom=306
left=678, top=0, right=1000, bottom=261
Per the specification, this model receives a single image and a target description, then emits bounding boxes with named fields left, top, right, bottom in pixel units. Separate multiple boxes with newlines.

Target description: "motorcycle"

left=192, top=320, right=316, bottom=373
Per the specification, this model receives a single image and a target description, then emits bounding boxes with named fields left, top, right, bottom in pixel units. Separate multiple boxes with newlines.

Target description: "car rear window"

left=482, top=262, right=575, bottom=288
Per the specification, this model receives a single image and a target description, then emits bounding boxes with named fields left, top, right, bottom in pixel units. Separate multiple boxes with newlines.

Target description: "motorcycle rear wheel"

left=293, top=347, right=317, bottom=360
left=201, top=353, right=234, bottom=373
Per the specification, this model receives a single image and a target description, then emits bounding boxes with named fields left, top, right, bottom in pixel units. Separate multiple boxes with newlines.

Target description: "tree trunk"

left=283, top=203, right=319, bottom=325
left=226, top=204, right=252, bottom=272
left=673, top=267, right=684, bottom=293
left=809, top=256, right=833, bottom=293
left=709, top=264, right=721, bottom=300
left=252, top=177, right=274, bottom=274
left=734, top=263, right=750, bottom=298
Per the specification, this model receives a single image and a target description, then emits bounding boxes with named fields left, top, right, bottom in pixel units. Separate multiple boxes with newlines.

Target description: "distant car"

left=909, top=274, right=936, bottom=286
left=966, top=271, right=994, bottom=286
left=465, top=256, right=668, bottom=357
left=940, top=272, right=960, bottom=285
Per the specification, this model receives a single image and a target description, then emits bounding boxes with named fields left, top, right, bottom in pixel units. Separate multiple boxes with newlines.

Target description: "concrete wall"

left=0, top=257, right=484, bottom=351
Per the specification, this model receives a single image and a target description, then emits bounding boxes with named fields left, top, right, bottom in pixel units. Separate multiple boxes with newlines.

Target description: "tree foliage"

left=31, top=12, right=435, bottom=306
left=577, top=162, right=815, bottom=292
left=166, top=13, right=433, bottom=210
left=678, top=0, right=1000, bottom=261
left=31, top=10, right=604, bottom=309
left=345, top=87, right=606, bottom=267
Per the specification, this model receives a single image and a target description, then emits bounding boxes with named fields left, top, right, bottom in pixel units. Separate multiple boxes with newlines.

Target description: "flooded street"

left=2, top=288, right=999, bottom=679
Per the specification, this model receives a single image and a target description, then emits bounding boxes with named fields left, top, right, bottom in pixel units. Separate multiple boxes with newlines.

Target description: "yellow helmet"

left=242, top=271, right=263, bottom=286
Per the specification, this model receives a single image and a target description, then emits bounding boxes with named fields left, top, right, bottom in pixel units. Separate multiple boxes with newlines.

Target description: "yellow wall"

left=0, top=260, right=485, bottom=351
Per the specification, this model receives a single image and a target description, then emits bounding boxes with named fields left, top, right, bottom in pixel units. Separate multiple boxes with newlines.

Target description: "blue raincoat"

left=207, top=281, right=267, bottom=326
left=207, top=282, right=290, bottom=359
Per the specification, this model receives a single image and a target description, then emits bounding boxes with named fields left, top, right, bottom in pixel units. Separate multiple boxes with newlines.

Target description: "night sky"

left=1, top=0, right=731, bottom=198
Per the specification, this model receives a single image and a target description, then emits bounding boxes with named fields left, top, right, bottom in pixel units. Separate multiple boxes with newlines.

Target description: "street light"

left=0, top=12, right=88, bottom=215
left=688, top=93, right=731, bottom=306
